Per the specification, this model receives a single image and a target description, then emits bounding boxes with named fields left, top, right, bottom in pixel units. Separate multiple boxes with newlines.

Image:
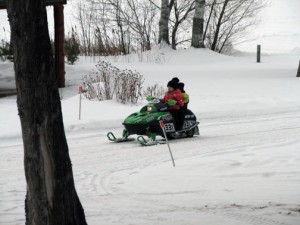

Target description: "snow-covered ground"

left=0, top=48, right=300, bottom=225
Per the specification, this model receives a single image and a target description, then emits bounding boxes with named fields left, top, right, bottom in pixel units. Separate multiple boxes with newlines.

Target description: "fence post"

left=79, top=86, right=83, bottom=120
left=257, top=45, right=261, bottom=63
left=297, top=60, right=300, bottom=77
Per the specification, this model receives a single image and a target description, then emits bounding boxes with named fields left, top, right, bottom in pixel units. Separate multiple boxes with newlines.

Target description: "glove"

left=146, top=96, right=154, bottom=101
left=166, top=99, right=177, bottom=106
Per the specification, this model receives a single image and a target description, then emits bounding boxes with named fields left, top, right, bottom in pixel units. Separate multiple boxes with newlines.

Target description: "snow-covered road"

left=2, top=109, right=299, bottom=225
left=74, top=111, right=300, bottom=225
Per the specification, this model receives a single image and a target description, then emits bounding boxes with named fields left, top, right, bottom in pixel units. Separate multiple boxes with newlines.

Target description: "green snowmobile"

left=107, top=98, right=199, bottom=146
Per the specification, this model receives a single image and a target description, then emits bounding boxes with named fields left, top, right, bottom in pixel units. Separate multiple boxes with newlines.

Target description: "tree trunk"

left=191, top=0, right=205, bottom=48
left=211, top=0, right=229, bottom=51
left=7, top=1, right=87, bottom=225
left=171, top=23, right=179, bottom=50
left=116, top=0, right=127, bottom=55
left=158, top=0, right=174, bottom=45
left=297, top=61, right=300, bottom=77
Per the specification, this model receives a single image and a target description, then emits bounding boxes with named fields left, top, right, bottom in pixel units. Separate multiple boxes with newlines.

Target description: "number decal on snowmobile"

left=164, top=123, right=175, bottom=132
left=183, top=121, right=194, bottom=129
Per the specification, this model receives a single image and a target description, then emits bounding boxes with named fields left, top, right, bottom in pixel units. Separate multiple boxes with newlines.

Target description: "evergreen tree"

left=65, top=29, right=80, bottom=65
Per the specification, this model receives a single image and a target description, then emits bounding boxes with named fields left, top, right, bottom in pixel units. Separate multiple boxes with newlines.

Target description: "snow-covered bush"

left=83, top=61, right=143, bottom=104
left=115, top=69, right=144, bottom=104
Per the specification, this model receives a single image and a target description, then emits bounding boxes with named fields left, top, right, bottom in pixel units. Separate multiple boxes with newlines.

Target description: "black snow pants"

left=169, top=109, right=180, bottom=131
left=178, top=103, right=188, bottom=130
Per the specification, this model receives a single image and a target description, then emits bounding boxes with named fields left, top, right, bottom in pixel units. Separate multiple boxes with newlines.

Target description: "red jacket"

left=162, top=89, right=184, bottom=110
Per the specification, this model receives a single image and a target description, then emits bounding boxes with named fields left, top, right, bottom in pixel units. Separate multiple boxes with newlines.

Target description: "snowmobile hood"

left=123, top=102, right=168, bottom=125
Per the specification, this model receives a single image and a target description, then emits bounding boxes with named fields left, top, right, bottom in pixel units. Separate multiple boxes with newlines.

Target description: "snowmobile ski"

left=179, top=122, right=199, bottom=132
left=166, top=122, right=200, bottom=139
left=178, top=122, right=200, bottom=134
left=137, top=136, right=166, bottom=146
left=107, top=132, right=135, bottom=143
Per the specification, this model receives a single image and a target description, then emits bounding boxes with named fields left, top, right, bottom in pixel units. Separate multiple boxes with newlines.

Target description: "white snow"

left=1, top=47, right=300, bottom=225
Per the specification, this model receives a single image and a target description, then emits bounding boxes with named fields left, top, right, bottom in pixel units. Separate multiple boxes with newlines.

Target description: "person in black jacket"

left=177, top=82, right=189, bottom=130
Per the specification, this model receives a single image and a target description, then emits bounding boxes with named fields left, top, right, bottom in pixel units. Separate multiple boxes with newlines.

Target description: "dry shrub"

left=83, top=61, right=143, bottom=104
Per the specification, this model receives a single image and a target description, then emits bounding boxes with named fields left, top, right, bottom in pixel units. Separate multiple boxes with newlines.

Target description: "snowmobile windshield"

left=153, top=102, right=168, bottom=112
left=146, top=102, right=168, bottom=112
left=148, top=99, right=168, bottom=112
left=140, top=99, right=168, bottom=113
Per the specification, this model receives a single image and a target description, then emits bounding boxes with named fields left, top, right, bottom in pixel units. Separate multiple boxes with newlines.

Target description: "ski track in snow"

left=74, top=111, right=300, bottom=225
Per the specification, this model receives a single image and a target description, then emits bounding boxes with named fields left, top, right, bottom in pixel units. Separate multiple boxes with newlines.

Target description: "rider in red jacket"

left=162, top=78, right=184, bottom=131
left=162, top=88, right=184, bottom=110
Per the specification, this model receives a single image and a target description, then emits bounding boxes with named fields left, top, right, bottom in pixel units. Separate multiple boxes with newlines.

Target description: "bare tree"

left=121, top=0, right=158, bottom=51
left=170, top=0, right=195, bottom=49
left=203, top=0, right=216, bottom=41
left=297, top=61, right=300, bottom=77
left=158, top=0, right=175, bottom=45
left=191, top=0, right=205, bottom=48
left=210, top=0, right=229, bottom=51
left=74, top=0, right=159, bottom=55
left=93, top=1, right=127, bottom=55
left=7, top=0, right=87, bottom=224
left=115, top=0, right=128, bottom=54
left=75, top=0, right=95, bottom=55
left=117, top=0, right=158, bottom=52
left=205, top=0, right=265, bottom=53
left=73, top=0, right=265, bottom=55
